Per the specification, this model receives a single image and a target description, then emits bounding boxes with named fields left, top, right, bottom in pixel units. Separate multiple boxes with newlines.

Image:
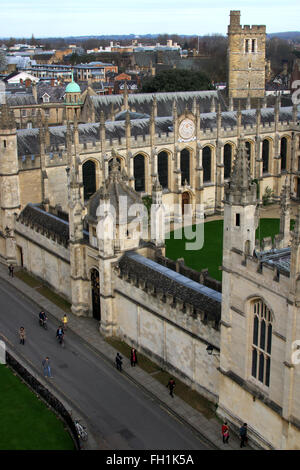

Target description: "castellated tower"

left=227, top=10, right=266, bottom=99
left=0, top=105, right=21, bottom=264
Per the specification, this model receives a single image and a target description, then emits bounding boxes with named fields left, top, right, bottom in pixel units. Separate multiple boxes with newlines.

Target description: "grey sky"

left=0, top=0, right=299, bottom=38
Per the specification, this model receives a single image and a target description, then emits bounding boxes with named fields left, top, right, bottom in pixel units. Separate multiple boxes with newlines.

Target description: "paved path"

left=0, top=262, right=251, bottom=450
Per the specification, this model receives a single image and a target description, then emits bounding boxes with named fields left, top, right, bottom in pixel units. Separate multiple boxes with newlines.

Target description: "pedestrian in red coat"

left=130, top=348, right=138, bottom=367
left=222, top=421, right=230, bottom=444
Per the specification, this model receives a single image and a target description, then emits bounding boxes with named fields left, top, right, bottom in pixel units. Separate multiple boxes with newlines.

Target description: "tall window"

left=262, top=139, right=269, bottom=174
left=223, top=144, right=232, bottom=180
left=251, top=299, right=272, bottom=387
left=134, top=154, right=145, bottom=192
left=203, top=146, right=212, bottom=183
left=280, top=137, right=287, bottom=172
left=158, top=151, right=168, bottom=189
left=83, top=160, right=96, bottom=200
left=180, top=148, right=190, bottom=185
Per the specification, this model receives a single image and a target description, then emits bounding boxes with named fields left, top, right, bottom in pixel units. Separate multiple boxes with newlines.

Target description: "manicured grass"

left=105, top=337, right=161, bottom=374
left=14, top=270, right=71, bottom=313
left=14, top=270, right=41, bottom=288
left=105, top=337, right=215, bottom=419
left=165, top=218, right=293, bottom=282
left=36, top=286, right=72, bottom=314
left=0, top=365, right=75, bottom=450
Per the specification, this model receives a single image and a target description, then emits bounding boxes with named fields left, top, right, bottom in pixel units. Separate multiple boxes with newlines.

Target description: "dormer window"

left=42, top=93, right=50, bottom=103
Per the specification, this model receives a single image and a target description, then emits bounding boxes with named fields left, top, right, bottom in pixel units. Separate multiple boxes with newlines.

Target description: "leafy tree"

left=141, top=69, right=213, bottom=93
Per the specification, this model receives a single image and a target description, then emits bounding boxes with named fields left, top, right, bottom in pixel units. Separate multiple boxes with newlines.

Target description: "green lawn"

left=0, top=365, right=75, bottom=450
left=166, top=218, right=293, bottom=282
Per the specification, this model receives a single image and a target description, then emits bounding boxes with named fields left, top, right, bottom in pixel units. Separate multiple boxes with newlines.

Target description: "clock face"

left=179, top=119, right=195, bottom=140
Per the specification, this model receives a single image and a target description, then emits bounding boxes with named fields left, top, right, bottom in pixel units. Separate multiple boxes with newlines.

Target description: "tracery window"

left=280, top=137, right=287, bottom=172
left=223, top=144, right=232, bottom=180
left=180, top=148, right=190, bottom=185
left=158, top=151, right=168, bottom=189
left=262, top=139, right=269, bottom=174
left=251, top=299, right=272, bottom=387
left=202, top=146, right=212, bottom=183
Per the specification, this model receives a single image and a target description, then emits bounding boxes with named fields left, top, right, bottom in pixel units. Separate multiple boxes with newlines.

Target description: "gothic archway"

left=134, top=154, right=145, bottom=192
left=91, top=268, right=100, bottom=321
left=158, top=151, right=168, bottom=189
left=83, top=160, right=96, bottom=200
left=180, top=148, right=190, bottom=185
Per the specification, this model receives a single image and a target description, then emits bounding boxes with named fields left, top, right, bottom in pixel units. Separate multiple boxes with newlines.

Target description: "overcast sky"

left=0, top=0, right=299, bottom=38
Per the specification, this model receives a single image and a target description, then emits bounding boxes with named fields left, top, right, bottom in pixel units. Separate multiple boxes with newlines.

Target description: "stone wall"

left=113, top=273, right=220, bottom=402
left=15, top=220, right=71, bottom=299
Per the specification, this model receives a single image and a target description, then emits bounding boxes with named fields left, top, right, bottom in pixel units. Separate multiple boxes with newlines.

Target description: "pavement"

left=0, top=261, right=253, bottom=451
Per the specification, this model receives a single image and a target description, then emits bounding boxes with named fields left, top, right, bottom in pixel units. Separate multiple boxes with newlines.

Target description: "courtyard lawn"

left=0, top=365, right=75, bottom=450
left=165, top=218, right=293, bottom=282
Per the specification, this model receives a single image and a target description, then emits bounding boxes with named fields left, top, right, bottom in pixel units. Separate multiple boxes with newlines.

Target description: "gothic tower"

left=0, top=105, right=21, bottom=264
left=227, top=10, right=266, bottom=99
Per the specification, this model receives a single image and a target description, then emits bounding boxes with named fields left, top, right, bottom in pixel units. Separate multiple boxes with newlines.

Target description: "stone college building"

left=0, top=11, right=299, bottom=449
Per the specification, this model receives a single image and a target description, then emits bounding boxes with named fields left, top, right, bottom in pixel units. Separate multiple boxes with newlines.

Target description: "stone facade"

left=227, top=10, right=266, bottom=99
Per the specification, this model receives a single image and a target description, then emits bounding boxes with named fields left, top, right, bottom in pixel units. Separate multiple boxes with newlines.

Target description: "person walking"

left=8, top=264, right=14, bottom=278
left=62, top=314, right=68, bottom=331
left=115, top=353, right=122, bottom=371
left=19, top=327, right=26, bottom=345
left=166, top=378, right=176, bottom=397
left=42, top=357, right=52, bottom=378
left=222, top=421, right=230, bottom=444
left=130, top=348, right=138, bottom=367
left=239, top=423, right=248, bottom=448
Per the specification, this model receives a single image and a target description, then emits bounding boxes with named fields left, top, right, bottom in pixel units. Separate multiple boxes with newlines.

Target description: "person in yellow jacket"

left=62, top=314, right=68, bottom=330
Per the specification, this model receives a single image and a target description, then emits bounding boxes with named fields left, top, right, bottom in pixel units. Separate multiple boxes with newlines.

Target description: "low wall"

left=6, top=350, right=80, bottom=450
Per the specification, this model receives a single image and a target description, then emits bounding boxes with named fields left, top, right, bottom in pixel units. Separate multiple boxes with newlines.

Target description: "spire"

left=292, top=205, right=300, bottom=245
left=279, top=176, right=291, bottom=247
left=225, top=137, right=257, bottom=205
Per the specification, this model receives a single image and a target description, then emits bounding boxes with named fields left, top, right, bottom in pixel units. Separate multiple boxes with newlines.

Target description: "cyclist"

left=56, top=325, right=64, bottom=344
left=39, top=311, right=47, bottom=327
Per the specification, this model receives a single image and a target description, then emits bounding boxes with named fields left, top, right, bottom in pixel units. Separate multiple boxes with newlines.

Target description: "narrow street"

left=0, top=277, right=213, bottom=450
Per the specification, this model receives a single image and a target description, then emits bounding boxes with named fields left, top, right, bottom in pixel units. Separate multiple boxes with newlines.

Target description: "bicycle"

left=39, top=317, right=48, bottom=330
left=74, top=420, right=88, bottom=441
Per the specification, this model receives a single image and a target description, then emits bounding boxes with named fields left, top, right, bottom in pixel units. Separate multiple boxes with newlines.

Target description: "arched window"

left=180, top=148, right=190, bottom=185
left=245, top=141, right=251, bottom=164
left=158, top=151, right=168, bottom=189
left=82, top=160, right=96, bottom=200
left=262, top=140, right=269, bottom=174
left=280, top=137, right=287, bottom=172
left=134, top=154, right=145, bottom=192
left=203, top=146, right=212, bottom=183
left=251, top=299, right=272, bottom=387
left=223, top=144, right=232, bottom=180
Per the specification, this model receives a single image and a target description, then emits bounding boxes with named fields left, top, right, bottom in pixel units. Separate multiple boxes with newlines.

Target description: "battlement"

left=242, top=25, right=266, bottom=33
left=115, top=266, right=220, bottom=332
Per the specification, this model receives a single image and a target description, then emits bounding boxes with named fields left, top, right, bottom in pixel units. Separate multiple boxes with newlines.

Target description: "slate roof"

left=89, top=90, right=227, bottom=120
left=256, top=247, right=291, bottom=275
left=118, top=251, right=221, bottom=320
left=6, top=93, right=36, bottom=106
left=37, top=83, right=66, bottom=103
left=17, top=203, right=69, bottom=246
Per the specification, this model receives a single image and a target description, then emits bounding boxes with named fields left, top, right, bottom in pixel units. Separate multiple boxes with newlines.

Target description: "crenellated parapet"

left=116, top=251, right=221, bottom=331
